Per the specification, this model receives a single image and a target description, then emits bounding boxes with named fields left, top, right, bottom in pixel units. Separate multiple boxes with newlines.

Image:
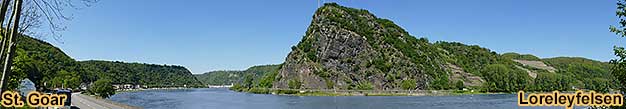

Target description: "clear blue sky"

left=48, top=0, right=624, bottom=74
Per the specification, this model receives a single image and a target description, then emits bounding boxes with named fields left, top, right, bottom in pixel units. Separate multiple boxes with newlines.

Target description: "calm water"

left=109, top=88, right=585, bottom=109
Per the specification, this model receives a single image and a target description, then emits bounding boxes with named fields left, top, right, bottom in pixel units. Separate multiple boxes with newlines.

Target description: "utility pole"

left=0, top=0, right=22, bottom=93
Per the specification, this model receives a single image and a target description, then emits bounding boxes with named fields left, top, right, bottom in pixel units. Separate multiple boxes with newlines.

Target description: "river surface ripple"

left=108, top=88, right=585, bottom=109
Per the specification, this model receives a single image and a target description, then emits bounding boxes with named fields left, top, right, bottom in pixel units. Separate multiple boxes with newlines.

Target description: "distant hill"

left=80, top=60, right=202, bottom=87
left=11, top=35, right=202, bottom=89
left=195, top=64, right=280, bottom=86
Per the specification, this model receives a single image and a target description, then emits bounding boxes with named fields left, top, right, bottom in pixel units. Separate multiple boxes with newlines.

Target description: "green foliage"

left=610, top=1, right=626, bottom=108
left=481, top=64, right=529, bottom=92
left=543, top=57, right=614, bottom=90
left=314, top=69, right=331, bottom=78
left=435, top=42, right=520, bottom=76
left=80, top=60, right=202, bottom=87
left=530, top=72, right=573, bottom=91
left=257, top=71, right=278, bottom=88
left=612, top=47, right=626, bottom=94
left=247, top=88, right=270, bottom=94
left=356, top=81, right=374, bottom=90
left=87, top=79, right=115, bottom=98
left=325, top=78, right=335, bottom=89
left=229, top=83, right=245, bottom=91
left=195, top=64, right=281, bottom=86
left=288, top=79, right=301, bottom=89
left=455, top=80, right=464, bottom=90
left=195, top=70, right=243, bottom=85
left=502, top=52, right=541, bottom=61
left=242, top=74, right=254, bottom=88
left=11, top=35, right=83, bottom=90
left=48, top=70, right=80, bottom=88
left=372, top=58, right=391, bottom=73
left=296, top=35, right=318, bottom=62
left=400, top=79, right=416, bottom=90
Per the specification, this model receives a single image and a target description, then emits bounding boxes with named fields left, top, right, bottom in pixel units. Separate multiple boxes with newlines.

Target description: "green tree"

left=242, top=74, right=254, bottom=88
left=609, top=0, right=626, bottom=108
left=455, top=80, right=464, bottom=90
left=257, top=71, right=278, bottom=88
left=481, top=64, right=529, bottom=92
left=356, top=81, right=374, bottom=90
left=88, top=79, right=115, bottom=98
left=401, top=79, right=417, bottom=90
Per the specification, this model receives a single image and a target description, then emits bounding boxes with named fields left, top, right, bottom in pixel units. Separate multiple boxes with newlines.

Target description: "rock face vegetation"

left=257, top=3, right=614, bottom=92
left=273, top=3, right=448, bottom=90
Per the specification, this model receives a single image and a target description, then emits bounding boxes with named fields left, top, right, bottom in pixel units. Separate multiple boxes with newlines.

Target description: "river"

left=108, top=88, right=585, bottom=109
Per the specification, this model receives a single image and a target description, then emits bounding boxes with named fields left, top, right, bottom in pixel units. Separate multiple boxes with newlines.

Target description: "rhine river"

left=108, top=88, right=584, bottom=109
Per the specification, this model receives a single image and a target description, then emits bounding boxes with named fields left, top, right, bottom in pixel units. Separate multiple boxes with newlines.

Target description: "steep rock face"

left=273, top=3, right=449, bottom=90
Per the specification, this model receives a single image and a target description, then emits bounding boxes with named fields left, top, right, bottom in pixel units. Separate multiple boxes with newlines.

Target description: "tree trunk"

left=0, top=0, right=13, bottom=71
left=0, top=0, right=21, bottom=92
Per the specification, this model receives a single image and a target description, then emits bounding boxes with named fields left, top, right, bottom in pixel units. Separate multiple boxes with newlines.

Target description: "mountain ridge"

left=245, top=3, right=616, bottom=92
left=11, top=35, right=203, bottom=89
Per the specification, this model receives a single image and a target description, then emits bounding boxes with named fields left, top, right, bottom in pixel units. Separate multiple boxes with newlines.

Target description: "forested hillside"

left=80, top=60, right=202, bottom=87
left=10, top=35, right=202, bottom=90
left=11, top=35, right=82, bottom=89
left=195, top=64, right=280, bottom=86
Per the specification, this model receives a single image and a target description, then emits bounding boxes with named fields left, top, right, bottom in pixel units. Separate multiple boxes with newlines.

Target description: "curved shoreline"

left=231, top=88, right=511, bottom=96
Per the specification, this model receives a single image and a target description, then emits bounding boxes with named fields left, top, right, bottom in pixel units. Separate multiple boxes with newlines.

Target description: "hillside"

left=541, top=57, right=614, bottom=91
left=195, top=64, right=280, bottom=86
left=244, top=3, right=616, bottom=92
left=272, top=3, right=453, bottom=90
left=11, top=35, right=83, bottom=89
left=11, top=35, right=202, bottom=89
left=80, top=60, right=202, bottom=87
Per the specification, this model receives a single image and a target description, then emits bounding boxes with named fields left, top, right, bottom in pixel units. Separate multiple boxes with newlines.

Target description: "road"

left=71, top=93, right=140, bottom=109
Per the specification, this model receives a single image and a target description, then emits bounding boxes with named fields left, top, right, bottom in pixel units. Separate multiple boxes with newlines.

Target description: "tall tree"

left=609, top=0, right=626, bottom=108
left=0, top=0, right=22, bottom=93
left=0, top=0, right=97, bottom=93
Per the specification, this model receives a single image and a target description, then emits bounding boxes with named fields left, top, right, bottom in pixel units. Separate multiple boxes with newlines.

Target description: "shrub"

left=455, top=80, right=464, bottom=90
left=87, top=79, right=115, bottom=98
left=400, top=79, right=416, bottom=90
left=288, top=79, right=301, bottom=89
left=356, top=81, right=374, bottom=90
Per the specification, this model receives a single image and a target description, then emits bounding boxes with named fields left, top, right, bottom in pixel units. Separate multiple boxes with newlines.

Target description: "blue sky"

left=48, top=0, right=623, bottom=74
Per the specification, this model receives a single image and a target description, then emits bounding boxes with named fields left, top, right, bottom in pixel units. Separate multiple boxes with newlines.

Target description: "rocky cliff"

left=270, top=3, right=614, bottom=92
left=273, top=3, right=450, bottom=90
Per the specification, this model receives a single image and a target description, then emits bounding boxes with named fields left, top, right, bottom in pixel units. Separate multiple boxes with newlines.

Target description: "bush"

left=400, top=79, right=416, bottom=90
left=288, top=79, right=301, bottom=89
left=356, top=81, right=374, bottom=90
left=455, top=80, right=464, bottom=90
left=257, top=71, right=278, bottom=88
left=87, top=79, right=115, bottom=98
left=230, top=83, right=245, bottom=92
left=248, top=88, right=270, bottom=94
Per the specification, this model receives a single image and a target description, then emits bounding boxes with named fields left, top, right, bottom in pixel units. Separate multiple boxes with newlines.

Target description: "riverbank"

left=73, top=93, right=141, bottom=109
left=112, top=87, right=511, bottom=96
left=116, top=87, right=198, bottom=93
left=235, top=88, right=507, bottom=96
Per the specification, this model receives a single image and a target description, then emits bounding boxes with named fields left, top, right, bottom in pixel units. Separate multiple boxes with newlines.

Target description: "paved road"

left=71, top=93, right=140, bottom=109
